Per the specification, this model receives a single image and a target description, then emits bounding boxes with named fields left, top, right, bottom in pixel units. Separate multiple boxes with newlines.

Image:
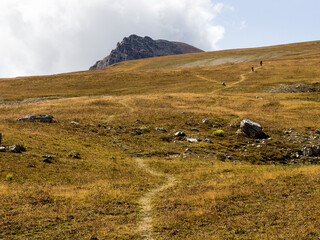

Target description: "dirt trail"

left=195, top=74, right=221, bottom=85
left=210, top=66, right=262, bottom=94
left=136, top=158, right=177, bottom=239
left=116, top=99, right=178, bottom=239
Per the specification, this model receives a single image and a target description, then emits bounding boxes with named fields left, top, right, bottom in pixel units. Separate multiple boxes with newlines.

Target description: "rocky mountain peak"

left=89, top=35, right=203, bottom=70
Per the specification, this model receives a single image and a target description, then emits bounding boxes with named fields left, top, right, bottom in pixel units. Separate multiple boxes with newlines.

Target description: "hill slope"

left=0, top=40, right=320, bottom=239
left=89, top=34, right=203, bottom=70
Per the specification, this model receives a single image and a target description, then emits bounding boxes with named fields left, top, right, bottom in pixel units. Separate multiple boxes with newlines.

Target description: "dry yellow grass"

left=0, top=41, right=320, bottom=239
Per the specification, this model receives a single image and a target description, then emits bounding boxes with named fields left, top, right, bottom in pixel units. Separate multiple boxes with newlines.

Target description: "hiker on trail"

left=260, top=61, right=263, bottom=66
left=251, top=65, right=254, bottom=72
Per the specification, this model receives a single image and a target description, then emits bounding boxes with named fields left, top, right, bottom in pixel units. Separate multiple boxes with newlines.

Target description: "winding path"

left=117, top=99, right=178, bottom=239
left=136, top=158, right=177, bottom=239
left=195, top=66, right=263, bottom=94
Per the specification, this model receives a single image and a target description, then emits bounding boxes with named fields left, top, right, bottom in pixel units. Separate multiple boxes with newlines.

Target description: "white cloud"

left=0, top=0, right=225, bottom=77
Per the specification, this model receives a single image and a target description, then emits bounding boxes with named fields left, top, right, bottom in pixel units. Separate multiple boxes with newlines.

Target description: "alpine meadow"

left=1, top=40, right=320, bottom=239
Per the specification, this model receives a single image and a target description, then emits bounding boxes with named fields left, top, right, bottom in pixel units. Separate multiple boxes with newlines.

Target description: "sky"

left=0, top=0, right=319, bottom=78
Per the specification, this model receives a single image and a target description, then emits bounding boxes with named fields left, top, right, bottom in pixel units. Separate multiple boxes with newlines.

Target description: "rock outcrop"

left=90, top=34, right=203, bottom=70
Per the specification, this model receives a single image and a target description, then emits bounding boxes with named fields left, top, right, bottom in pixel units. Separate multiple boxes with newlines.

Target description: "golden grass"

left=0, top=40, right=320, bottom=239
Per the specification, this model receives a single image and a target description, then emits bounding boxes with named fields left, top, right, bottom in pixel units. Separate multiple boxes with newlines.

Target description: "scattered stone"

left=185, top=121, right=191, bottom=126
left=43, top=155, right=53, bottom=163
left=135, top=119, right=141, bottom=123
left=185, top=148, right=192, bottom=152
left=155, top=127, right=167, bottom=132
left=0, top=147, right=6, bottom=152
left=239, top=119, right=263, bottom=138
left=255, top=96, right=263, bottom=100
left=204, top=138, right=212, bottom=143
left=301, top=145, right=320, bottom=157
left=5, top=145, right=26, bottom=153
left=191, top=128, right=199, bottom=132
left=71, top=121, right=80, bottom=126
left=316, top=129, right=320, bottom=134
left=222, top=82, right=226, bottom=86
left=17, top=114, right=54, bottom=123
left=202, top=119, right=213, bottom=124
left=186, top=138, right=198, bottom=143
left=212, top=125, right=217, bottom=128
left=174, top=131, right=186, bottom=137
left=87, top=123, right=97, bottom=127
left=119, top=126, right=126, bottom=129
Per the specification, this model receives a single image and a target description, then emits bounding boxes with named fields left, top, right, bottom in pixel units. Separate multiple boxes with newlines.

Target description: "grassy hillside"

left=0, top=41, right=320, bottom=239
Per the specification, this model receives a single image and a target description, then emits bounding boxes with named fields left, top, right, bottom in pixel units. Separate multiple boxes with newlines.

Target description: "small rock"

left=71, top=121, right=80, bottom=126
left=43, top=157, right=53, bottom=163
left=191, top=128, right=199, bottom=132
left=17, top=114, right=54, bottom=123
left=202, top=119, right=213, bottom=124
left=316, top=129, right=320, bottom=134
left=186, top=138, right=198, bottom=143
left=174, top=131, right=186, bottom=137
left=185, top=121, right=191, bottom=126
left=236, top=129, right=244, bottom=135
left=204, top=138, right=212, bottom=143
left=0, top=146, right=6, bottom=152
left=155, top=127, right=167, bottom=132
left=6, top=145, right=26, bottom=153
left=119, top=126, right=126, bottom=129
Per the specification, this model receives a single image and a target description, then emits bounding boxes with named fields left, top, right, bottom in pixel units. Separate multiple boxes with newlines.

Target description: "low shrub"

left=213, top=129, right=225, bottom=137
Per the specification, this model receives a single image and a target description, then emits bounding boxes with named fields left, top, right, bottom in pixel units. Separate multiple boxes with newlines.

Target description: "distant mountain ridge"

left=89, top=34, right=203, bottom=70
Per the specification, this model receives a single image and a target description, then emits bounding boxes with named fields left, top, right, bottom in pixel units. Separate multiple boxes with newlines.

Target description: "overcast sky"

left=0, top=0, right=319, bottom=78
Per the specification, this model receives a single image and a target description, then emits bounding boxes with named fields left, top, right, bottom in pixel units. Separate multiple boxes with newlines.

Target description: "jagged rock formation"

left=90, top=34, right=203, bottom=70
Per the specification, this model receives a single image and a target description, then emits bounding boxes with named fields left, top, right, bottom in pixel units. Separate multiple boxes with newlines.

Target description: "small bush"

left=6, top=174, right=14, bottom=181
left=213, top=129, right=225, bottom=137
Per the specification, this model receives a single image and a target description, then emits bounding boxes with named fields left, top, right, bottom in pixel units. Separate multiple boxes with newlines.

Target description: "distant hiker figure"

left=222, top=82, right=226, bottom=86
left=251, top=66, right=254, bottom=72
left=260, top=61, right=263, bottom=66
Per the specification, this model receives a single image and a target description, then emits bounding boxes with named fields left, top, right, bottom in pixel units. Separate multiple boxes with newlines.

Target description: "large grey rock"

left=240, top=119, right=263, bottom=137
left=301, top=145, right=320, bottom=157
left=17, top=114, right=54, bottom=123
left=89, top=34, right=203, bottom=70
